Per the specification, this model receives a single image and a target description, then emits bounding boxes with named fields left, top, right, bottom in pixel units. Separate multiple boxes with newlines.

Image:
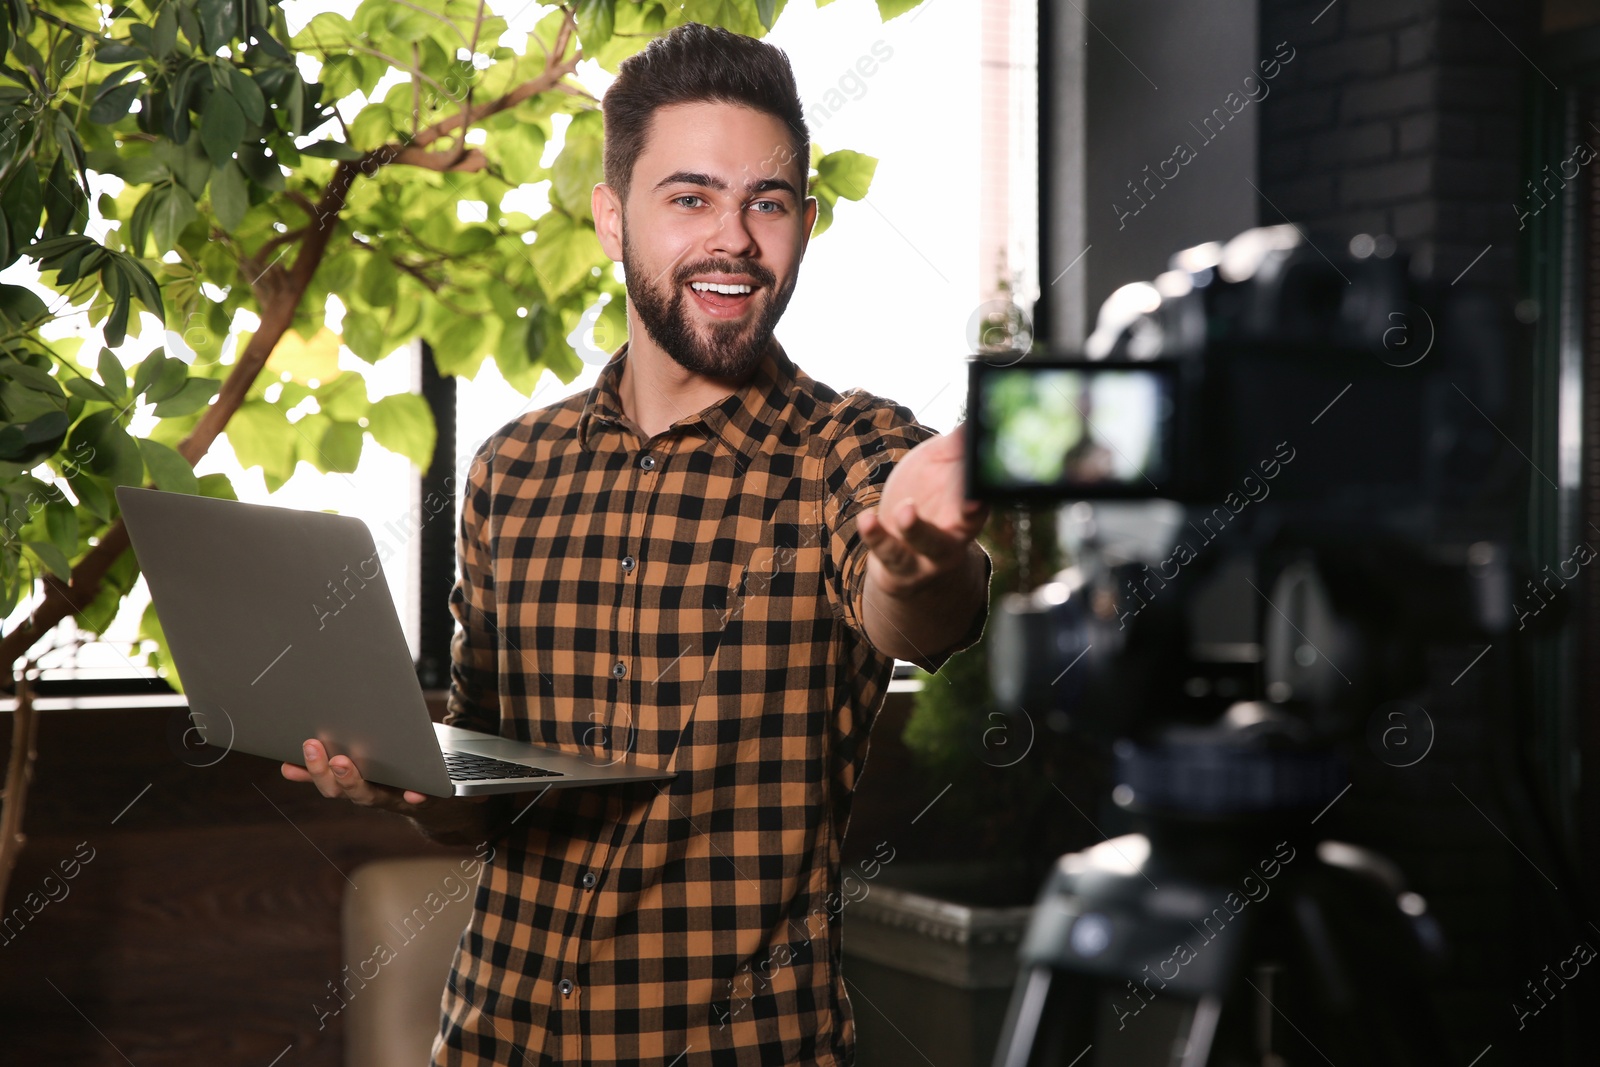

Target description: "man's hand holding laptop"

left=281, top=739, right=491, bottom=842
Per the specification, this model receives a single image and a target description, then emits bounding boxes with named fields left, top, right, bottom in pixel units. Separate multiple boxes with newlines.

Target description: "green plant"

left=902, top=505, right=1079, bottom=884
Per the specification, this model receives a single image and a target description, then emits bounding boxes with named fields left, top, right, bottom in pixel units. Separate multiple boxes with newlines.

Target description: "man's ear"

left=802, top=196, right=819, bottom=253
left=593, top=183, right=623, bottom=261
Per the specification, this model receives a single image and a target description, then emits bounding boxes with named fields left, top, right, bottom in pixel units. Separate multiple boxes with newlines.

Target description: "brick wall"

left=1260, top=0, right=1532, bottom=290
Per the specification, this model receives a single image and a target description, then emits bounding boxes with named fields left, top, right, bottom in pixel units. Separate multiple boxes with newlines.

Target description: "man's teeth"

left=690, top=282, right=753, bottom=295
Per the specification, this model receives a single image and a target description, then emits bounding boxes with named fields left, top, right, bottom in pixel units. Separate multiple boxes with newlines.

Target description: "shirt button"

left=582, top=871, right=598, bottom=889
left=638, top=453, right=656, bottom=471
left=621, top=555, right=636, bottom=573
left=611, top=661, right=627, bottom=679
left=559, top=979, right=574, bottom=997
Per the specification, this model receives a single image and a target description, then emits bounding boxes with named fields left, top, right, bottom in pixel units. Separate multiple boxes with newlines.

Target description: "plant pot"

left=842, top=861, right=1034, bottom=1066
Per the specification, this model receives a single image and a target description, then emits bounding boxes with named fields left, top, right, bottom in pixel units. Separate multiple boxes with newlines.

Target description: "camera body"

left=965, top=225, right=1515, bottom=754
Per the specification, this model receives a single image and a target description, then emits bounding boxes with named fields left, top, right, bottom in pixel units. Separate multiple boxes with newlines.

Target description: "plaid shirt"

left=431, top=339, right=990, bottom=1066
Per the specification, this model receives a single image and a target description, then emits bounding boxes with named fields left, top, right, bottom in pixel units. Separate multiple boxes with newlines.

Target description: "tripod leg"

left=994, top=966, right=1055, bottom=1067
left=1173, top=995, right=1221, bottom=1067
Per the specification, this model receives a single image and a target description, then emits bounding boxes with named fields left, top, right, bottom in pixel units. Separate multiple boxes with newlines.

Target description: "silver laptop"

left=115, top=486, right=674, bottom=796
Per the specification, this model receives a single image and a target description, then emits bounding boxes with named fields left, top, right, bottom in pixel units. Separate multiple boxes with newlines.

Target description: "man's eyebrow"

left=654, top=171, right=800, bottom=198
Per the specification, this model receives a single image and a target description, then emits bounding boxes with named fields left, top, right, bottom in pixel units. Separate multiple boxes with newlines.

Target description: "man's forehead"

left=636, top=102, right=805, bottom=190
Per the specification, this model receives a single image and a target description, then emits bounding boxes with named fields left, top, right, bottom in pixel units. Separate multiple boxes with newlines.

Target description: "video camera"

left=967, top=225, right=1518, bottom=1067
left=965, top=224, right=1515, bottom=748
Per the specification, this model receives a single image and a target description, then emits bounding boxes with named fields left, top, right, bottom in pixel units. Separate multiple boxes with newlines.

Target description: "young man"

left=284, top=22, right=991, bottom=1065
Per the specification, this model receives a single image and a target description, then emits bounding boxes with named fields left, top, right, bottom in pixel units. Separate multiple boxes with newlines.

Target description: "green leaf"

left=316, top=373, right=369, bottom=421
left=88, top=75, right=143, bottom=125
left=40, top=153, right=86, bottom=240
left=551, top=111, right=604, bottom=223
left=815, top=149, right=878, bottom=201
left=74, top=573, right=124, bottom=634
left=757, top=0, right=780, bottom=29
left=151, top=377, right=219, bottom=417
left=67, top=471, right=111, bottom=523
left=225, top=65, right=266, bottom=125
left=356, top=253, right=398, bottom=307
left=199, top=88, right=245, bottom=167
left=64, top=376, right=116, bottom=402
left=531, top=210, right=603, bottom=297
left=101, top=263, right=131, bottom=348
left=316, top=418, right=363, bottom=473
left=150, top=183, right=200, bottom=253
left=226, top=400, right=297, bottom=482
left=25, top=539, right=71, bottom=580
left=197, top=0, right=234, bottom=54
left=811, top=192, right=834, bottom=238
left=151, top=2, right=178, bottom=58
left=44, top=497, right=77, bottom=560
left=490, top=121, right=546, bottom=181
left=53, top=111, right=88, bottom=193
left=342, top=313, right=385, bottom=363
left=93, top=43, right=145, bottom=65
left=235, top=141, right=284, bottom=192
left=574, top=0, right=615, bottom=52
left=383, top=1, right=435, bottom=42
left=70, top=409, right=143, bottom=488
left=0, top=157, right=42, bottom=251
left=153, top=135, right=214, bottom=199
left=876, top=0, right=922, bottom=20
left=137, top=598, right=183, bottom=691
left=365, top=391, right=435, bottom=468
left=97, top=347, right=127, bottom=402
left=209, top=159, right=247, bottom=231
left=0, top=283, right=47, bottom=329
left=146, top=356, right=189, bottom=403
left=196, top=471, right=237, bottom=500
left=0, top=379, right=62, bottom=424
left=133, top=350, right=171, bottom=399
left=136, top=437, right=199, bottom=494
left=297, top=139, right=364, bottom=161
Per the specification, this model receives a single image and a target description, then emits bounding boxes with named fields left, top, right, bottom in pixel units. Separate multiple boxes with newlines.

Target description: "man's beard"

left=621, top=227, right=797, bottom=381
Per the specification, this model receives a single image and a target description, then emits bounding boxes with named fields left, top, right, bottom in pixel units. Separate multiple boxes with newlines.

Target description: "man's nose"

left=705, top=201, right=757, bottom=258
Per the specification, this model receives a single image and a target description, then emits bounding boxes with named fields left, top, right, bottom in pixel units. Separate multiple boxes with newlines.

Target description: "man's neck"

left=616, top=337, right=768, bottom=441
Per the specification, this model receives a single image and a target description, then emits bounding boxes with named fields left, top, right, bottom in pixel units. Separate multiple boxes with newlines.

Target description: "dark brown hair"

left=601, top=22, right=809, bottom=208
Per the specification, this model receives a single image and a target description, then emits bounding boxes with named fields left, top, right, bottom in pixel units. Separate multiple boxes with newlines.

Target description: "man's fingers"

left=300, top=740, right=343, bottom=799
left=859, top=508, right=918, bottom=576
left=296, top=739, right=424, bottom=810
left=893, top=500, right=966, bottom=567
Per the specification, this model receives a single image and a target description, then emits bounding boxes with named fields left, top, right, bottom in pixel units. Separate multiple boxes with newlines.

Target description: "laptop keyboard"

left=444, top=752, right=562, bottom=781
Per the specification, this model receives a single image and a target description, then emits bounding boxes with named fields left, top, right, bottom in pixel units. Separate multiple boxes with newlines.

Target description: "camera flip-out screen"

left=968, top=359, right=1177, bottom=501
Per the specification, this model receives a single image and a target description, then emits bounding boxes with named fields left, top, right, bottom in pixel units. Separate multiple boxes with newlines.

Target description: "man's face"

left=594, top=101, right=817, bottom=381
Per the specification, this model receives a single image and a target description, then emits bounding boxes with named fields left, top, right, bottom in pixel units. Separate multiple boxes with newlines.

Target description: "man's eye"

left=750, top=201, right=782, bottom=215
left=674, top=195, right=704, bottom=208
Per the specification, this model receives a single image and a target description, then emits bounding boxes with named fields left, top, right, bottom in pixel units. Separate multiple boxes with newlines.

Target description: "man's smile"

left=686, top=275, right=761, bottom=318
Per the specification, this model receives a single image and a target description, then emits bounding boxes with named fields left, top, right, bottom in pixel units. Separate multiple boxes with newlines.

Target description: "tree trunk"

left=0, top=663, right=37, bottom=910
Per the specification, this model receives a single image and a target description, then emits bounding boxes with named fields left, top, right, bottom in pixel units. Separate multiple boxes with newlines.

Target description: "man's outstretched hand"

left=858, top=422, right=990, bottom=599
left=854, top=423, right=991, bottom=666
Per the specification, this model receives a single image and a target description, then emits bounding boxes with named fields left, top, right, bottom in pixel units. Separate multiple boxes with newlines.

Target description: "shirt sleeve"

left=819, top=395, right=992, bottom=675
left=444, top=439, right=503, bottom=736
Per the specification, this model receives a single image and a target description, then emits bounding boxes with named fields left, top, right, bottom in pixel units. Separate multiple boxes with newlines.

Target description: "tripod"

left=992, top=725, right=1449, bottom=1067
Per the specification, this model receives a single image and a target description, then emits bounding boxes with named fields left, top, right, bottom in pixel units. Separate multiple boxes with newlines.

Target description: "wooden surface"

left=0, top=696, right=469, bottom=1067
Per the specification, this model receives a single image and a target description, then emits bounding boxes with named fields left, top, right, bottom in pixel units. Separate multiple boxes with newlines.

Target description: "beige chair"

left=341, top=856, right=476, bottom=1067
